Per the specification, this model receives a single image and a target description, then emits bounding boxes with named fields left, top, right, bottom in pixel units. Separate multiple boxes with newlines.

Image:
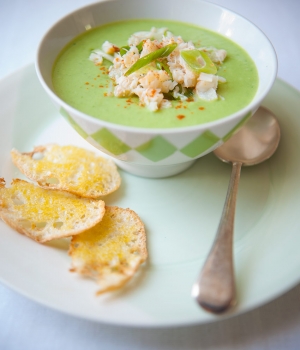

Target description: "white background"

left=1, top=0, right=300, bottom=349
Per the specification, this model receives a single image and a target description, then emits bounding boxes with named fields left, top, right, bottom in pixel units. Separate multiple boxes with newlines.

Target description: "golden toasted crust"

left=0, top=178, right=5, bottom=188
left=69, top=206, right=147, bottom=294
left=0, top=179, right=105, bottom=243
left=11, top=144, right=121, bottom=198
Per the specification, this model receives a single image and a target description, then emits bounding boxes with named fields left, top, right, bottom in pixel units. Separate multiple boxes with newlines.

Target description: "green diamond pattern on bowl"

left=180, top=130, right=220, bottom=158
left=60, top=108, right=88, bottom=139
left=62, top=108, right=254, bottom=163
left=90, top=128, right=131, bottom=155
left=135, top=135, right=177, bottom=162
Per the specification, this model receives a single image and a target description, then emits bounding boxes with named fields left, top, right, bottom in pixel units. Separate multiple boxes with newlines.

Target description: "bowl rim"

left=35, top=0, right=278, bottom=135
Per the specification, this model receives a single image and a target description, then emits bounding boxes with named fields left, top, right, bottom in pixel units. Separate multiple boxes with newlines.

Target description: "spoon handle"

left=192, top=161, right=242, bottom=313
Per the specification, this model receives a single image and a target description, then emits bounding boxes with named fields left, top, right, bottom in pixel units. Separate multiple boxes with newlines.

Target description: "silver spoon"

left=191, top=107, right=281, bottom=314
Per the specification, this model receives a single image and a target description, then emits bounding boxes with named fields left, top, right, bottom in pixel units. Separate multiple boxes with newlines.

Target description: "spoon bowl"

left=215, top=107, right=281, bottom=166
left=192, top=106, right=281, bottom=313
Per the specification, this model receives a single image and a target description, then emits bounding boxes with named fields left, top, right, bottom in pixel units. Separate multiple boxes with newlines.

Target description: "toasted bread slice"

left=11, top=144, right=121, bottom=198
left=0, top=178, right=105, bottom=243
left=69, top=206, right=147, bottom=294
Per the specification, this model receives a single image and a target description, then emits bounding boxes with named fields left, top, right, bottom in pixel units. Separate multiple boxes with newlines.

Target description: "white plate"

left=1, top=64, right=300, bottom=327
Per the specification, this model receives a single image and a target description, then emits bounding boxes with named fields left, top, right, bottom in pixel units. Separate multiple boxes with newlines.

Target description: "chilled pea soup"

left=52, top=19, right=259, bottom=129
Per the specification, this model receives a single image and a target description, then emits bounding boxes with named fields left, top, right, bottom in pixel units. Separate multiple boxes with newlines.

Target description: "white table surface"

left=1, top=0, right=300, bottom=349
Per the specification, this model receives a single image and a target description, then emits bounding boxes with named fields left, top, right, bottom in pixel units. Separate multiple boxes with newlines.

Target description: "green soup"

left=52, top=19, right=258, bottom=128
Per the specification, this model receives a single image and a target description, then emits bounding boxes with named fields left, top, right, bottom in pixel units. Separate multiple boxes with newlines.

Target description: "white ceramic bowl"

left=36, top=0, right=277, bottom=178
